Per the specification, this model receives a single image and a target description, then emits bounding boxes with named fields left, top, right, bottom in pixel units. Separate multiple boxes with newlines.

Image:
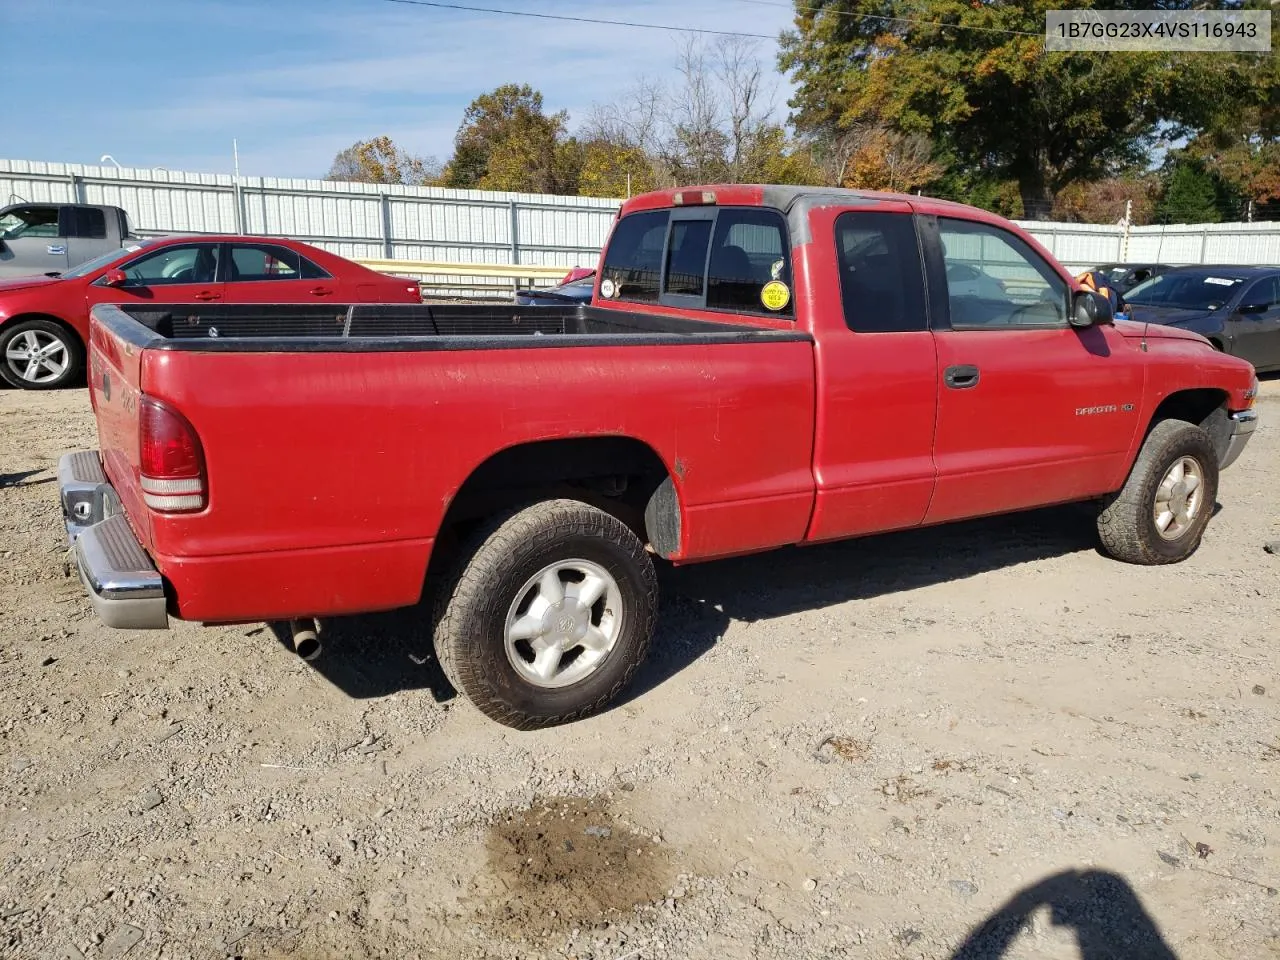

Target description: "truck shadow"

left=619, top=501, right=1108, bottom=707
left=947, top=868, right=1177, bottom=959
left=278, top=501, right=1126, bottom=706
left=0, top=468, right=52, bottom=489
left=266, top=607, right=455, bottom=704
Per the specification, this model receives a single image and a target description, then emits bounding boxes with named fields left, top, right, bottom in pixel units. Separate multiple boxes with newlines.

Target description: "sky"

left=4, top=0, right=798, bottom=180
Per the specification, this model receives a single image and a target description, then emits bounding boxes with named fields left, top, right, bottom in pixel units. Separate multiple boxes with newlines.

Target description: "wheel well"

left=430, top=437, right=678, bottom=575
left=1207, top=337, right=1224, bottom=351
left=1148, top=388, right=1230, bottom=461
left=3, top=313, right=85, bottom=349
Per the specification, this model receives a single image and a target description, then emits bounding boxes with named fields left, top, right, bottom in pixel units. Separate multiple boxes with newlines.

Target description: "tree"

left=586, top=37, right=824, bottom=189
left=1052, top=177, right=1158, bottom=225
left=1162, top=1, right=1279, bottom=209
left=578, top=140, right=656, bottom=198
left=442, top=84, right=581, bottom=194
left=777, top=0, right=1249, bottom=219
left=327, top=136, right=439, bottom=185
left=824, top=122, right=942, bottom=192
left=1154, top=159, right=1238, bottom=225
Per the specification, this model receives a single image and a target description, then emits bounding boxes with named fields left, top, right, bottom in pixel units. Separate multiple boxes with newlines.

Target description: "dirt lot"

left=1, top=385, right=1277, bottom=960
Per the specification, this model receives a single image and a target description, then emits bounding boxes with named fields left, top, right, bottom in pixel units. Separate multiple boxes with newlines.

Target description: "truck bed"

left=94, top=301, right=805, bottom=350
left=86, top=299, right=819, bottom=624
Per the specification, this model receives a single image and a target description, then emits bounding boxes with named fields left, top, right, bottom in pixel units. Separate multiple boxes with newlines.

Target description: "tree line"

left=328, top=1, right=1277, bottom=224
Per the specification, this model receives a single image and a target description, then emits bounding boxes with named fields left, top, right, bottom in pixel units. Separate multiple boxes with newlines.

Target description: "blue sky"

left=5, top=0, right=797, bottom=179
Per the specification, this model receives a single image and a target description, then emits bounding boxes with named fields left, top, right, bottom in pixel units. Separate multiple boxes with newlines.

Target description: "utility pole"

left=232, top=139, right=245, bottom=235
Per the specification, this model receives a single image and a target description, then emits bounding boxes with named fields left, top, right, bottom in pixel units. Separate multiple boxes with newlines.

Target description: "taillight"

left=139, top=398, right=206, bottom=512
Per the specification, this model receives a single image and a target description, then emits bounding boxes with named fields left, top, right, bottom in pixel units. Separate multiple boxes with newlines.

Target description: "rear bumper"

left=58, top=451, right=168, bottom=630
left=1220, top=409, right=1257, bottom=470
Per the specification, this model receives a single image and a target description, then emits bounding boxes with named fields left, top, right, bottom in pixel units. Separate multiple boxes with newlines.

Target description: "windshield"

left=1125, top=272, right=1245, bottom=311
left=59, top=243, right=150, bottom=280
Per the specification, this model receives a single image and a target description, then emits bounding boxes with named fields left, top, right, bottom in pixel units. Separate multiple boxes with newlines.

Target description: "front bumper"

left=1220, top=409, right=1257, bottom=470
left=57, top=451, right=168, bottom=630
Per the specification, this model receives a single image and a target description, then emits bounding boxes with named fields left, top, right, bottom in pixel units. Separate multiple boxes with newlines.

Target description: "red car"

left=0, top=235, right=422, bottom=389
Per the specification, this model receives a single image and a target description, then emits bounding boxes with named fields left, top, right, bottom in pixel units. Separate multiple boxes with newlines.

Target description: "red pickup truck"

left=59, top=185, right=1258, bottom=729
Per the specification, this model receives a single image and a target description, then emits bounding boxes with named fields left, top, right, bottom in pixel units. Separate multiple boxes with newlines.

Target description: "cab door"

left=0, top=205, right=67, bottom=276
left=90, top=242, right=225, bottom=308
left=221, top=242, right=337, bottom=303
left=63, top=207, right=116, bottom=270
left=805, top=203, right=940, bottom=541
left=924, top=214, right=1143, bottom=524
left=1229, top=275, right=1280, bottom=371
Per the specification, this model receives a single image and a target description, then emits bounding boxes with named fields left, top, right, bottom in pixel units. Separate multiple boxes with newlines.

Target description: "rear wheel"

left=433, top=498, right=658, bottom=729
left=0, top=319, right=84, bottom=390
left=1097, top=418, right=1219, bottom=564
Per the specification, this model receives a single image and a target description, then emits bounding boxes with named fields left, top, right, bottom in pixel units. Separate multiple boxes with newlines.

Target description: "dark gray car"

left=1124, top=265, right=1280, bottom=372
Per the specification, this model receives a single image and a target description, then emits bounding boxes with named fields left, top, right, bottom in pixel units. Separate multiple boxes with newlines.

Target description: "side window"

left=835, top=211, right=927, bottom=333
left=120, top=244, right=220, bottom=285
left=938, top=218, right=1067, bottom=328
left=1242, top=276, right=1280, bottom=309
left=600, top=210, right=668, bottom=304
left=299, top=255, right=330, bottom=280
left=706, top=209, right=793, bottom=316
left=664, top=219, right=712, bottom=297
left=72, top=208, right=107, bottom=239
left=0, top=206, right=60, bottom=240
left=228, top=244, right=306, bottom=282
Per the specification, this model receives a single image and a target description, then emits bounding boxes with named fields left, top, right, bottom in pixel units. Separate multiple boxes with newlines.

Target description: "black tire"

left=1097, top=418, right=1219, bottom=565
left=0, top=318, right=84, bottom=390
left=432, top=498, right=658, bottom=730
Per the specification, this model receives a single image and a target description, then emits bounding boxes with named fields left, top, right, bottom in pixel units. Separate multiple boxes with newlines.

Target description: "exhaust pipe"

left=290, top=618, right=321, bottom=661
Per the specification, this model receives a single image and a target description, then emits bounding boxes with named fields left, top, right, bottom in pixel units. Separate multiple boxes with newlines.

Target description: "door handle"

left=193, top=290, right=221, bottom=301
left=310, top=286, right=334, bottom=297
left=944, top=364, right=980, bottom=389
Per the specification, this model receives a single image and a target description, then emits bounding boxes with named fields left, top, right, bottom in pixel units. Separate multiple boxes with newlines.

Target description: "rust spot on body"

left=673, top=457, right=687, bottom=480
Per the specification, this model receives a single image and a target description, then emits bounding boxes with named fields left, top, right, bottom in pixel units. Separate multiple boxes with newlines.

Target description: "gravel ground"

left=1, top=384, right=1277, bottom=960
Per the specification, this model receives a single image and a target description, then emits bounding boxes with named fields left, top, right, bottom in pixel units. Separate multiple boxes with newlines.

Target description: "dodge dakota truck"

left=58, top=185, right=1259, bottom=729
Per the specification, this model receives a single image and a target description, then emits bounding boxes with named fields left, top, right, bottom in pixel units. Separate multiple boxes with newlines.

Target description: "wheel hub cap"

left=504, top=559, right=624, bottom=689
left=1153, top=456, right=1204, bottom=541
left=5, top=329, right=69, bottom=384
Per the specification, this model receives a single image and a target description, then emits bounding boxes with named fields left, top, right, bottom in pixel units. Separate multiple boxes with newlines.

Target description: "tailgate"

left=87, top=310, right=153, bottom=552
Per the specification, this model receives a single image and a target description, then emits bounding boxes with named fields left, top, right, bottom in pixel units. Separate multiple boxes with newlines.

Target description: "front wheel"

left=0, top=318, right=84, bottom=390
left=432, top=499, right=658, bottom=729
left=1097, top=418, right=1219, bottom=564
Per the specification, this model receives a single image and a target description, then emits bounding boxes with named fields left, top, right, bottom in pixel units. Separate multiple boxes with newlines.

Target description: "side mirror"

left=1070, top=289, right=1112, bottom=328
left=101, top=268, right=127, bottom=287
left=1236, top=303, right=1267, bottom=316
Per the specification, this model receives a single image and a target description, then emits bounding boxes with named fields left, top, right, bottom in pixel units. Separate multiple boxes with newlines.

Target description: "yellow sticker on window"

left=760, top=280, right=791, bottom=312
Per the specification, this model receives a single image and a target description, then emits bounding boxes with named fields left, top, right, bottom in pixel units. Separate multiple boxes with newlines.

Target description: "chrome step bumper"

left=58, top=451, right=168, bottom=630
left=58, top=450, right=119, bottom=541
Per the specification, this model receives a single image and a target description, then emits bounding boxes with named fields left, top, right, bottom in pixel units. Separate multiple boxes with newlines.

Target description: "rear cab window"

left=600, top=206, right=793, bottom=318
left=835, top=210, right=928, bottom=333
left=71, top=207, right=107, bottom=239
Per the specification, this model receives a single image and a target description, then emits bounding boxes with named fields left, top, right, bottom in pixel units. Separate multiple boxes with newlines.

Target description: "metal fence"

left=3, top=158, right=1277, bottom=294
left=0, top=158, right=621, bottom=297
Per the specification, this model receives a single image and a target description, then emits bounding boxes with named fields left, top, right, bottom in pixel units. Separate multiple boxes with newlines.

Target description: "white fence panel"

left=2, top=159, right=1276, bottom=282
